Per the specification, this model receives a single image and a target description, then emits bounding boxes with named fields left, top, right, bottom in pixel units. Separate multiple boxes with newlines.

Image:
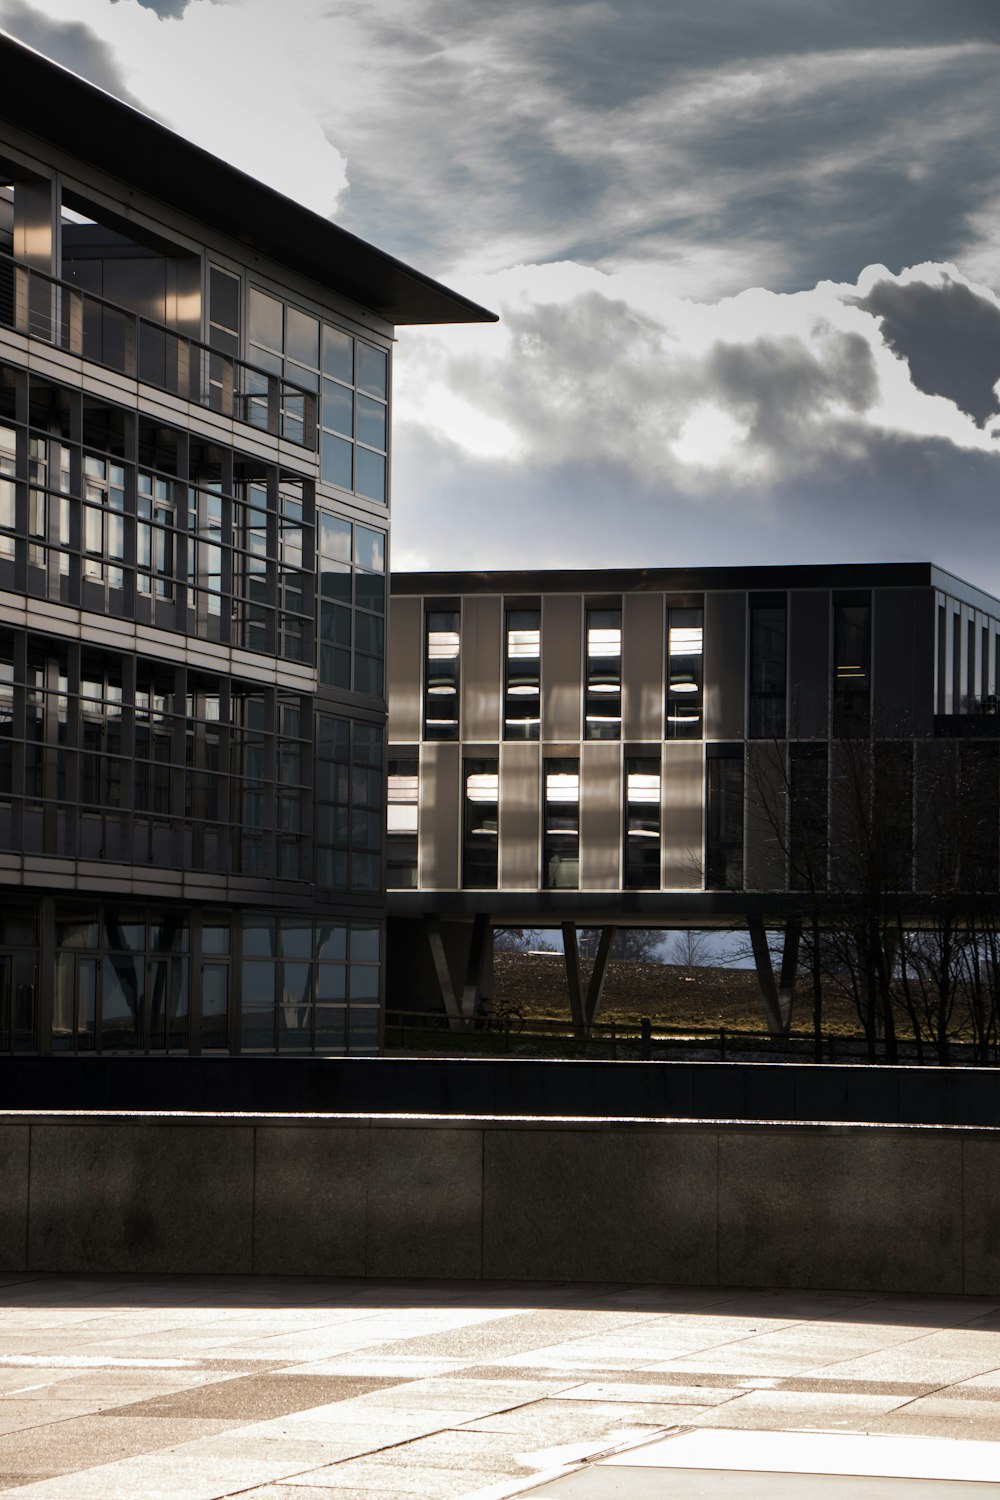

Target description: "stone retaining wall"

left=2, top=1112, right=998, bottom=1294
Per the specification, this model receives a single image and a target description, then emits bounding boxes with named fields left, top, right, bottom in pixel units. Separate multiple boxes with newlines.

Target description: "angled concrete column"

left=425, top=914, right=492, bottom=1029
left=749, top=913, right=801, bottom=1037
left=584, top=926, right=615, bottom=1028
left=561, top=922, right=586, bottom=1037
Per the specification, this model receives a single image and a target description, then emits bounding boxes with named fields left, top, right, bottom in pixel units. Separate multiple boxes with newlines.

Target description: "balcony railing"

left=0, top=250, right=317, bottom=450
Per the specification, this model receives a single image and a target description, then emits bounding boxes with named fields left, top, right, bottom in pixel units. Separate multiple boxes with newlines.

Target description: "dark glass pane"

left=356, top=394, right=386, bottom=451
left=209, top=267, right=239, bottom=332
left=322, top=327, right=354, bottom=384
left=463, top=758, right=498, bottom=888
left=321, top=432, right=352, bottom=490
left=285, top=307, right=319, bottom=368
left=248, top=289, right=282, bottom=352
left=543, top=758, right=579, bottom=890
left=706, top=754, right=744, bottom=890
left=748, top=603, right=787, bottom=739
left=833, top=597, right=871, bottom=737
left=355, top=526, right=385, bottom=572
left=355, top=447, right=385, bottom=503
left=356, top=343, right=387, bottom=399
left=667, top=606, right=703, bottom=739
left=322, top=380, right=352, bottom=437
left=789, top=745, right=827, bottom=891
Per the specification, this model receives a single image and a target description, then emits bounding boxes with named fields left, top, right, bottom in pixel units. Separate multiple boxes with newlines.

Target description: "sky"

left=3, top=0, right=1000, bottom=589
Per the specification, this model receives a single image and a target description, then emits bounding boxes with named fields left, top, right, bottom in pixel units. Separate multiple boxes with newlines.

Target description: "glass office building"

left=387, top=563, right=1000, bottom=1015
left=0, top=35, right=494, bottom=1055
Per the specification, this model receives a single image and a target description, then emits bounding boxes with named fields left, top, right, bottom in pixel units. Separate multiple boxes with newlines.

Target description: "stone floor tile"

left=547, top=1380, right=742, bottom=1406
left=865, top=1396, right=1000, bottom=1440
left=688, top=1387, right=915, bottom=1427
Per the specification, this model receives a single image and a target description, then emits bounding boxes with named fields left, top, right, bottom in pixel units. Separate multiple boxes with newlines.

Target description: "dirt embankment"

left=493, top=951, right=860, bottom=1034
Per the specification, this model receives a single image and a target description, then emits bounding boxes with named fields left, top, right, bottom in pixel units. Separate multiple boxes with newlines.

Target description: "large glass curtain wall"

left=317, top=510, right=387, bottom=697
left=246, top=287, right=389, bottom=505
left=42, top=901, right=381, bottom=1055
left=0, top=365, right=315, bottom=658
left=0, top=630, right=310, bottom=878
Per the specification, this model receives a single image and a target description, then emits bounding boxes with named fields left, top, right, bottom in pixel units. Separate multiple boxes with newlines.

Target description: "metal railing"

left=383, top=1008, right=999, bottom=1064
left=0, top=251, right=316, bottom=449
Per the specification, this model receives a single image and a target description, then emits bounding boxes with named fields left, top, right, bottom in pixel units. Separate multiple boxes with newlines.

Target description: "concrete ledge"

left=2, top=1111, right=998, bottom=1292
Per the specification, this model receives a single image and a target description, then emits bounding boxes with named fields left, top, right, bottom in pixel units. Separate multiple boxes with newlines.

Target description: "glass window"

left=505, top=609, right=540, bottom=740
left=285, top=307, right=319, bottom=369
left=833, top=593, right=871, bottom=737
left=667, top=607, right=703, bottom=739
left=424, top=610, right=460, bottom=740
left=463, top=758, right=499, bottom=889
left=585, top=607, right=621, bottom=740
left=748, top=598, right=787, bottom=739
left=624, top=757, right=660, bottom=889
left=789, top=744, right=827, bottom=891
left=706, top=750, right=744, bottom=891
left=357, top=344, right=388, bottom=400
left=543, top=758, right=579, bottom=890
left=323, top=327, right=354, bottom=383
left=387, top=756, right=419, bottom=889
left=248, top=289, right=282, bottom=352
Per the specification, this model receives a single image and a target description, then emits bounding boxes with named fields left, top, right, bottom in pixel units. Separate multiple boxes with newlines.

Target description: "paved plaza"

left=2, top=1275, right=1000, bottom=1496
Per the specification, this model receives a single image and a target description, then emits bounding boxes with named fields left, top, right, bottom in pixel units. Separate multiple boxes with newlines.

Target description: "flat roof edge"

left=0, top=31, right=497, bottom=327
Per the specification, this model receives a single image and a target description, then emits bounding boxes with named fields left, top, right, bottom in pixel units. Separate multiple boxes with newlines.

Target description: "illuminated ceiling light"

left=428, top=631, right=459, bottom=659
left=669, top=679, right=698, bottom=694
left=670, top=627, right=703, bottom=656
left=588, top=628, right=621, bottom=656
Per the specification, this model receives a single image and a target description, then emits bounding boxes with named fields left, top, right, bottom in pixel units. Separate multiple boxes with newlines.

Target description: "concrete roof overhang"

left=0, top=31, right=498, bottom=328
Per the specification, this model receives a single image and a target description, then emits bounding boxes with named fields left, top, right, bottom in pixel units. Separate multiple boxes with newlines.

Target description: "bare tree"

left=664, top=929, right=711, bottom=967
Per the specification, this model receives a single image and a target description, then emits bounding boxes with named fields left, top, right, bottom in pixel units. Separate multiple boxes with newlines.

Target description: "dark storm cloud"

left=111, top=0, right=192, bottom=16
left=326, top=1, right=1000, bottom=297
left=857, top=274, right=1000, bottom=426
left=0, top=1, right=144, bottom=103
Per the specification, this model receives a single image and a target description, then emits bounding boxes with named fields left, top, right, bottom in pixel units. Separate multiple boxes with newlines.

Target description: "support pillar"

left=561, top=921, right=586, bottom=1037
left=583, top=926, right=615, bottom=1029
left=749, top=913, right=801, bottom=1037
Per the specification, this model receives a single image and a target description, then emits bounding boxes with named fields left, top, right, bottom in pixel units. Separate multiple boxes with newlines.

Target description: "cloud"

left=391, top=261, right=1000, bottom=592
left=111, top=0, right=193, bottom=17
left=0, top=0, right=144, bottom=105
left=856, top=266, right=1000, bottom=426
left=311, top=3, right=1000, bottom=297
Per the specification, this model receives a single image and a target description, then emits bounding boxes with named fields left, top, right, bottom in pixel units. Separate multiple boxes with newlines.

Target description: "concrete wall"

left=4, top=1112, right=1000, bottom=1294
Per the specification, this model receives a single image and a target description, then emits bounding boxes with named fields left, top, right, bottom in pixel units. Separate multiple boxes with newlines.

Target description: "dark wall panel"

left=623, top=593, right=664, bottom=741
left=745, top=742, right=786, bottom=891
left=789, top=590, right=830, bottom=740
left=462, top=595, right=502, bottom=742
left=704, top=592, right=745, bottom=741
left=874, top=588, right=934, bottom=737
left=388, top=595, right=422, bottom=743
left=542, top=595, right=582, bottom=742
left=580, top=742, right=621, bottom=890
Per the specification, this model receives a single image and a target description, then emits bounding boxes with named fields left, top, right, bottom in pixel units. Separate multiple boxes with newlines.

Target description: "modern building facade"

left=0, top=34, right=494, bottom=1056
left=386, top=563, right=1000, bottom=1024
